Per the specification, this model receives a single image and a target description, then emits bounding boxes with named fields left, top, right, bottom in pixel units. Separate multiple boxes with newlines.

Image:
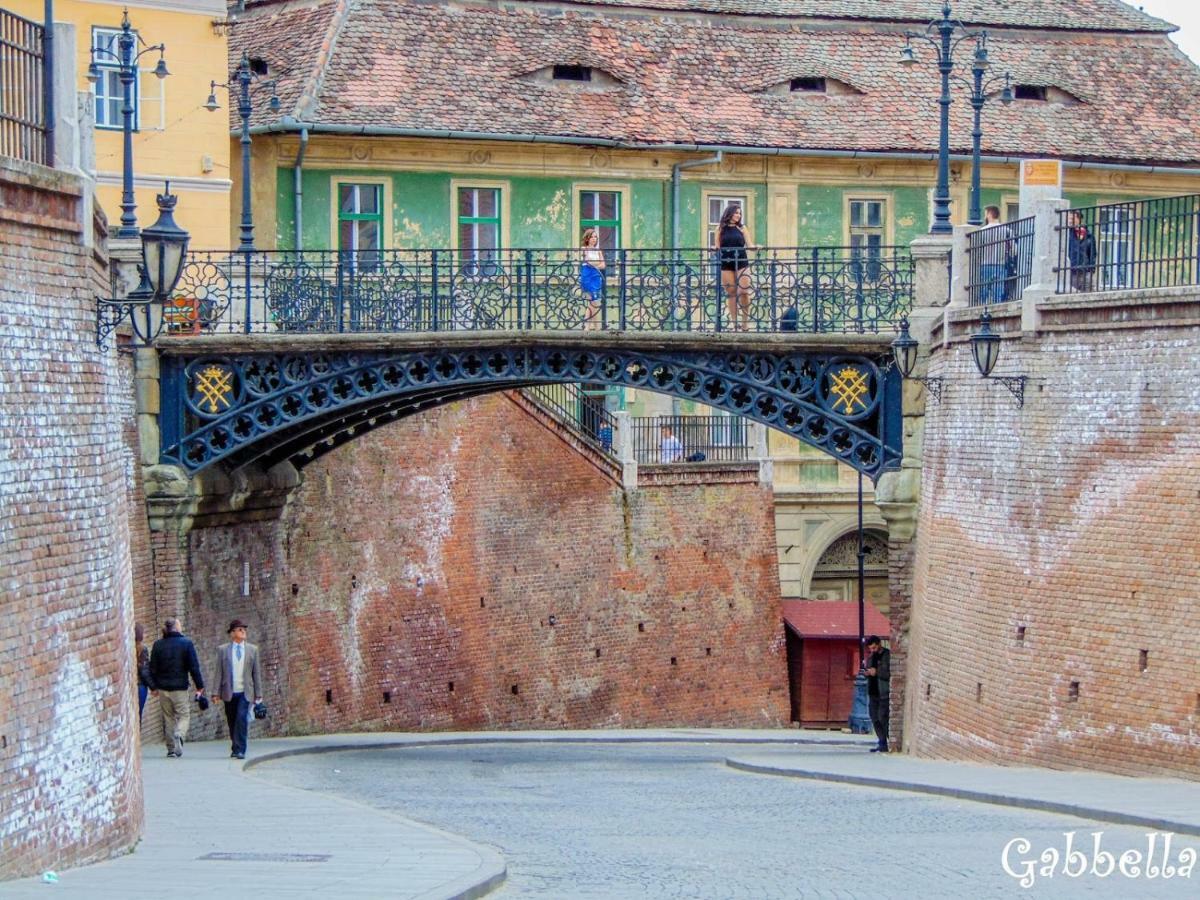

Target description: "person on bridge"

left=580, top=227, right=606, bottom=330
left=717, top=204, right=754, bottom=332
left=659, top=424, right=683, bottom=463
left=1066, top=210, right=1097, bottom=293
left=979, top=206, right=1013, bottom=304
left=864, top=635, right=891, bottom=753
left=149, top=618, right=206, bottom=758
left=215, top=619, right=264, bottom=760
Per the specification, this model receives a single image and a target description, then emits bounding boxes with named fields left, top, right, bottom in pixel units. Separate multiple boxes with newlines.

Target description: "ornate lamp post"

left=965, top=37, right=1014, bottom=225
left=87, top=9, right=169, bottom=239
left=205, top=52, right=279, bottom=252
left=891, top=313, right=1025, bottom=406
left=899, top=2, right=985, bottom=235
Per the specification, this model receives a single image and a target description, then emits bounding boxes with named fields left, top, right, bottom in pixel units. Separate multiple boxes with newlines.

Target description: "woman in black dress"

left=717, top=204, right=753, bottom=331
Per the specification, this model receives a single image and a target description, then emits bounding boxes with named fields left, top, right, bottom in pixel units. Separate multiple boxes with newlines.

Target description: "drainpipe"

left=671, top=151, right=722, bottom=251
left=292, top=127, right=308, bottom=251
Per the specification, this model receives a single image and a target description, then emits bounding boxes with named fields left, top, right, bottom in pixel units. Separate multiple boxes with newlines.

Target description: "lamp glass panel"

left=161, top=241, right=186, bottom=296
left=143, top=240, right=163, bottom=295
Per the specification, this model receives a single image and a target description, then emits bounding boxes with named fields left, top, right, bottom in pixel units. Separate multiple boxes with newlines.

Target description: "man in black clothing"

left=148, top=618, right=206, bottom=758
left=865, top=635, right=890, bottom=753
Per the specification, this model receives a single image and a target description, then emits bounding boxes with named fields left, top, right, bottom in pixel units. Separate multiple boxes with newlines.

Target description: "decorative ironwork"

left=986, top=374, right=1026, bottom=407
left=159, top=346, right=903, bottom=480
left=162, top=246, right=913, bottom=336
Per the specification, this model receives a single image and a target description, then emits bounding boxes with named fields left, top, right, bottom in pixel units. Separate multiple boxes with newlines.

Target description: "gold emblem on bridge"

left=193, top=364, right=234, bottom=414
left=827, top=365, right=870, bottom=415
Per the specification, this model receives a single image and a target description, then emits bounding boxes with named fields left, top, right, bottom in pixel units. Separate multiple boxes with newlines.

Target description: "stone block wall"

left=179, top=392, right=789, bottom=738
left=0, top=159, right=143, bottom=879
left=908, top=292, right=1200, bottom=777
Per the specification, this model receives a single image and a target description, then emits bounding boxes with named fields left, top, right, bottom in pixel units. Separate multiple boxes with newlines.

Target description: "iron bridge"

left=158, top=335, right=903, bottom=480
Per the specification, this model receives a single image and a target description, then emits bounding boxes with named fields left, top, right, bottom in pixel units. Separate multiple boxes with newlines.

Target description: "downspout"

left=671, top=151, right=722, bottom=252
left=292, top=127, right=309, bottom=251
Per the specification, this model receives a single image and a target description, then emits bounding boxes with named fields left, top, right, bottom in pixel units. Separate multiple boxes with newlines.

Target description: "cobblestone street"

left=256, top=742, right=1200, bottom=898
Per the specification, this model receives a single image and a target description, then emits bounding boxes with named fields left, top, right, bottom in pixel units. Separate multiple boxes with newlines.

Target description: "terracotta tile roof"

left=235, top=0, right=1200, bottom=166
left=781, top=600, right=891, bottom=639
left=560, top=0, right=1174, bottom=33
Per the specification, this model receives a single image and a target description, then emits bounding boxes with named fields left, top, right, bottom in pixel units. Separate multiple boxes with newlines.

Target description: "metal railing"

left=966, top=216, right=1034, bottom=306
left=166, top=246, right=914, bottom=336
left=521, top=382, right=616, bottom=456
left=632, top=415, right=750, bottom=465
left=1055, top=195, right=1200, bottom=294
left=0, top=7, right=51, bottom=166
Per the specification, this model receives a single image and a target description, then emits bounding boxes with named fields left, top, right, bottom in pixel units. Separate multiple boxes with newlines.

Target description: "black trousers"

left=868, top=695, right=890, bottom=748
left=224, top=692, right=250, bottom=756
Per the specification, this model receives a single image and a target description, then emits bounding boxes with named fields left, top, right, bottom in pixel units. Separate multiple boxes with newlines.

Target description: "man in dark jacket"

left=865, top=635, right=891, bottom=753
left=1066, top=210, right=1097, bottom=293
left=149, top=618, right=206, bottom=758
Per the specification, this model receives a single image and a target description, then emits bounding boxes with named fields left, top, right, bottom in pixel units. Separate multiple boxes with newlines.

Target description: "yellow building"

left=8, top=0, right=231, bottom=247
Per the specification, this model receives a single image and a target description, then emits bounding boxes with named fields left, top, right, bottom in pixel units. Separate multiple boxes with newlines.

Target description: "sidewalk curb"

left=724, top=759, right=1200, bottom=838
left=243, top=734, right=867, bottom=772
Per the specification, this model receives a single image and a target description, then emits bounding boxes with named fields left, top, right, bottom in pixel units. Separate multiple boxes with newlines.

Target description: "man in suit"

left=216, top=619, right=263, bottom=760
left=864, top=635, right=891, bottom=753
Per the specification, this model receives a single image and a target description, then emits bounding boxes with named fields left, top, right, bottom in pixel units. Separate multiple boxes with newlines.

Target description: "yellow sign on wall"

left=1022, top=160, right=1062, bottom=187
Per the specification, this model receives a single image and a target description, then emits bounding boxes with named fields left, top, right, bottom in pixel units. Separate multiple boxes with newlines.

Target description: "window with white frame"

left=337, top=182, right=384, bottom=271
left=92, top=28, right=139, bottom=130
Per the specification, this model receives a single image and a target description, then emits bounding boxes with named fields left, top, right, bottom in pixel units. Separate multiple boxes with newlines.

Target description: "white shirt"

left=660, top=434, right=683, bottom=464
left=231, top=642, right=246, bottom=694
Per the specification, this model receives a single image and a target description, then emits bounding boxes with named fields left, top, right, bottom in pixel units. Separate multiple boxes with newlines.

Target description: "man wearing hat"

left=215, top=620, right=263, bottom=760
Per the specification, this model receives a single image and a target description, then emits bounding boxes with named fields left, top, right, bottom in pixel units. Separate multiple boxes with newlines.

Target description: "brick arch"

left=159, top=345, right=902, bottom=478
left=801, top=522, right=890, bottom=599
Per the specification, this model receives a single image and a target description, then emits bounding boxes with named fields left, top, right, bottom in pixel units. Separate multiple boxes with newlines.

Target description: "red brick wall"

left=181, top=392, right=788, bottom=736
left=909, top=303, right=1200, bottom=777
left=0, top=160, right=143, bottom=880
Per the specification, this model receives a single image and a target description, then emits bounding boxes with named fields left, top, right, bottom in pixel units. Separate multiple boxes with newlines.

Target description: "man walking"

left=216, top=619, right=263, bottom=760
left=865, top=635, right=890, bottom=753
left=148, top=618, right=205, bottom=758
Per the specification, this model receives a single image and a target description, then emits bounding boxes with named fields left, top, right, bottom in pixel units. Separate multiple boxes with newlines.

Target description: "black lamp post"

left=96, top=186, right=191, bottom=348
left=965, top=37, right=1014, bottom=226
left=206, top=52, right=279, bottom=252
left=87, top=9, right=169, bottom=239
left=900, top=2, right=984, bottom=236
left=891, top=313, right=1025, bottom=406
left=890, top=317, right=944, bottom=402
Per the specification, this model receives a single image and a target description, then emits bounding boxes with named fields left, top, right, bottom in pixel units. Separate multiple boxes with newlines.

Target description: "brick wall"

left=180, top=392, right=789, bottom=738
left=909, top=295, right=1200, bottom=777
left=0, top=159, right=143, bottom=879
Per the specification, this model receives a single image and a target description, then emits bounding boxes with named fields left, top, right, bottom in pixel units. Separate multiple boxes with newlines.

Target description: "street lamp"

left=206, top=52, right=279, bottom=252
left=87, top=9, right=169, bottom=239
left=965, top=35, right=1013, bottom=225
left=899, top=2, right=985, bottom=235
left=96, top=186, right=192, bottom=348
left=890, top=313, right=1024, bottom=406
left=889, top=317, right=944, bottom=402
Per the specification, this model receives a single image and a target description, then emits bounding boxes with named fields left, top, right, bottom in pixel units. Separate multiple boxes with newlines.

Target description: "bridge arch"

left=159, top=342, right=903, bottom=479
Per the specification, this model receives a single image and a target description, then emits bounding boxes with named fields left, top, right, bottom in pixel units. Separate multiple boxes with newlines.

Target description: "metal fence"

left=521, top=382, right=616, bottom=456
left=1056, top=195, right=1200, bottom=294
left=966, top=215, right=1034, bottom=306
left=0, top=7, right=51, bottom=166
left=166, top=246, right=914, bottom=336
left=632, top=415, right=750, bottom=465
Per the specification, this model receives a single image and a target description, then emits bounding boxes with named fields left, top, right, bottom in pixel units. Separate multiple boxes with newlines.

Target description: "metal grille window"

left=337, top=183, right=384, bottom=270
left=707, top=195, right=747, bottom=248
left=458, top=187, right=501, bottom=267
left=580, top=190, right=620, bottom=251
left=92, top=28, right=138, bottom=130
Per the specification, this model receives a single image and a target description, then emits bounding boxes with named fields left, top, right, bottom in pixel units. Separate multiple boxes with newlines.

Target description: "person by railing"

left=632, top=415, right=750, bottom=465
left=967, top=212, right=1035, bottom=306
left=1064, top=209, right=1096, bottom=293
left=717, top=205, right=754, bottom=332
left=521, top=382, right=615, bottom=454
left=579, top=227, right=605, bottom=330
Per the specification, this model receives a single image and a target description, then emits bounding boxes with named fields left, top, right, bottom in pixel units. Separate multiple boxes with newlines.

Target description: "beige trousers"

left=158, top=690, right=191, bottom=755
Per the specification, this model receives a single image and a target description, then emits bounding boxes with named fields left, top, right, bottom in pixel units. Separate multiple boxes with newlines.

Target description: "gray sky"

left=1133, top=0, right=1200, bottom=63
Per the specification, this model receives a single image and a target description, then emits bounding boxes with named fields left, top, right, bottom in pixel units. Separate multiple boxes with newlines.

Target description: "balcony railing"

left=632, top=414, right=750, bottom=465
left=166, top=246, right=914, bottom=336
left=0, top=7, right=51, bottom=166
left=521, top=382, right=616, bottom=456
left=1055, top=195, right=1200, bottom=294
left=966, top=215, right=1034, bottom=306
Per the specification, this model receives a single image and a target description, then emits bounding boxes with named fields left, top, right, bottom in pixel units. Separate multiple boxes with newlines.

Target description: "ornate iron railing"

left=0, top=7, right=51, bottom=166
left=521, top=382, right=616, bottom=456
left=966, top=215, right=1034, bottom=306
left=1055, top=195, right=1200, bottom=294
left=165, top=246, right=913, bottom=336
left=632, top=414, right=750, bottom=465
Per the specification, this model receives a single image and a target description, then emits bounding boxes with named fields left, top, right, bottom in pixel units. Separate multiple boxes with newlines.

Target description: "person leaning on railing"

left=1066, top=210, right=1097, bottom=293
left=717, top=205, right=755, bottom=331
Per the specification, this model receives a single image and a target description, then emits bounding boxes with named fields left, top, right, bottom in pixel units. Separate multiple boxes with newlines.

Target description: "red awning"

left=781, top=600, right=890, bottom=640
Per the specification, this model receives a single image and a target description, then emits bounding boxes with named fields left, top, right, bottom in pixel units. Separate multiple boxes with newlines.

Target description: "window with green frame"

left=338, top=183, right=384, bottom=270
left=580, top=190, right=621, bottom=251
left=457, top=187, right=501, bottom=274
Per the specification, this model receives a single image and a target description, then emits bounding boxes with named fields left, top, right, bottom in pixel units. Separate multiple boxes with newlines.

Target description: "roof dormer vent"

left=553, top=64, right=591, bottom=82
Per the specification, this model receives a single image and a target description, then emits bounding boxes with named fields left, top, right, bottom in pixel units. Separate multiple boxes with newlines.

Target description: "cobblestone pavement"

left=254, top=742, right=1200, bottom=899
